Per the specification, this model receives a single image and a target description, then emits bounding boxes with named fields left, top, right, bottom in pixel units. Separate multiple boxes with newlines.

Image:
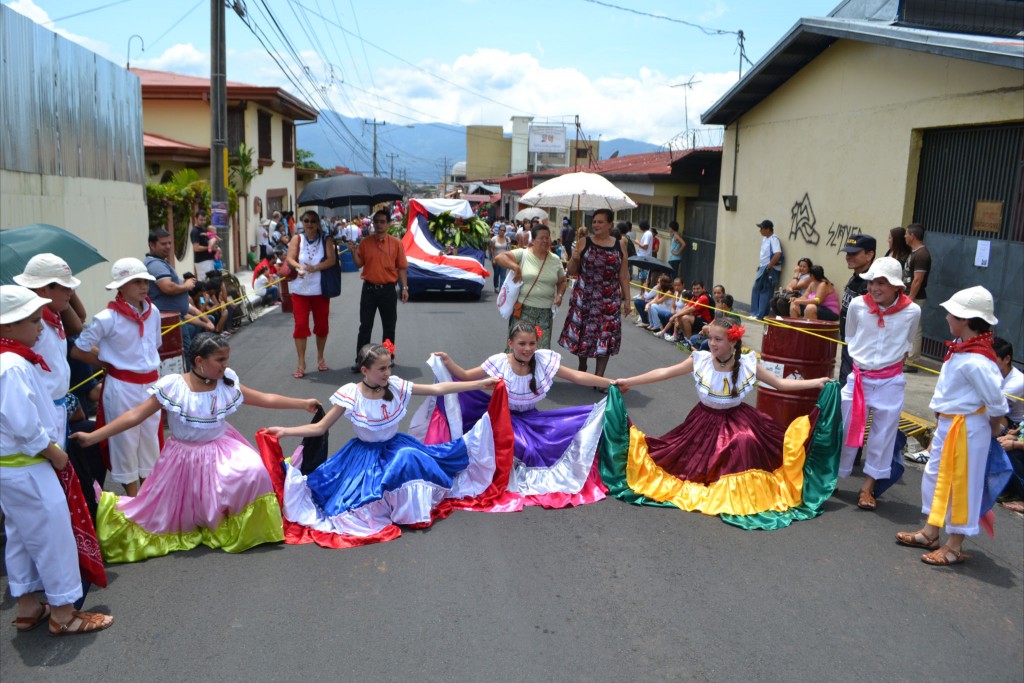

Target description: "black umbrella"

left=297, top=175, right=403, bottom=208
left=628, top=254, right=675, bottom=276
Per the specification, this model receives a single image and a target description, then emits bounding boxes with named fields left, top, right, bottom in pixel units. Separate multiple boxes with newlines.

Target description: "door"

left=682, top=199, right=718, bottom=289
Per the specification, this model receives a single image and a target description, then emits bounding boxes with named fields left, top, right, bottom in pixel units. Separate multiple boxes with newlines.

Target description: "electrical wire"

left=147, top=0, right=203, bottom=52
left=43, top=0, right=133, bottom=25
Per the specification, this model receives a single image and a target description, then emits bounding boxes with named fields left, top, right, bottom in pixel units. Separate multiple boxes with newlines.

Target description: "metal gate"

left=912, top=122, right=1023, bottom=362
left=682, top=199, right=718, bottom=289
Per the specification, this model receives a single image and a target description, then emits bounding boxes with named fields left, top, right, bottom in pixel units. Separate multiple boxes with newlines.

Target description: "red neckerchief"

left=107, top=294, right=152, bottom=337
left=0, top=337, right=51, bottom=372
left=944, top=332, right=997, bottom=363
left=861, top=292, right=913, bottom=327
left=42, top=306, right=66, bottom=340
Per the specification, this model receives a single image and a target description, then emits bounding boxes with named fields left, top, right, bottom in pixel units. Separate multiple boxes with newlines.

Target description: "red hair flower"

left=534, top=326, right=543, bottom=339
left=382, top=339, right=396, bottom=354
left=726, top=325, right=745, bottom=341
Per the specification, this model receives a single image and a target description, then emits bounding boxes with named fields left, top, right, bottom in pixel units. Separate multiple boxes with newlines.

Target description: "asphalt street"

left=2, top=269, right=1022, bottom=682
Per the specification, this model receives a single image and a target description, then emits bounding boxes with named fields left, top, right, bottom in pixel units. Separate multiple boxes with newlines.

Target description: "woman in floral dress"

left=558, top=208, right=632, bottom=385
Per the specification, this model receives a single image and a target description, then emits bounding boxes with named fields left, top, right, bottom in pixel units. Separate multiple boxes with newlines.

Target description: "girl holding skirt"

left=265, top=343, right=498, bottom=546
left=71, top=332, right=319, bottom=563
left=425, top=321, right=614, bottom=512
left=612, top=318, right=833, bottom=522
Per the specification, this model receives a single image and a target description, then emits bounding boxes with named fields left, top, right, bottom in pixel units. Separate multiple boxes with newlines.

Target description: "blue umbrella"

left=0, top=224, right=107, bottom=284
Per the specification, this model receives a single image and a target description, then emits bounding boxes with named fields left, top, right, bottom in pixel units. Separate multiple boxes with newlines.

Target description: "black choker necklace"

left=713, top=355, right=733, bottom=367
left=192, top=368, right=214, bottom=385
left=362, top=380, right=385, bottom=392
left=511, top=354, right=529, bottom=366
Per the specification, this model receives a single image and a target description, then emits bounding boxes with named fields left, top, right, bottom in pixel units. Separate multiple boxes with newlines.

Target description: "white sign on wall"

left=528, top=125, right=567, bottom=154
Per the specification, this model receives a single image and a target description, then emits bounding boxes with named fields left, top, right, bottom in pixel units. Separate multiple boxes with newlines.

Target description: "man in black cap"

left=751, top=219, right=782, bottom=319
left=839, top=234, right=877, bottom=385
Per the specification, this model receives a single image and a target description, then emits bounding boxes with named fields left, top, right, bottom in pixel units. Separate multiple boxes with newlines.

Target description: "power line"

left=43, top=0, right=133, bottom=25
left=147, top=0, right=203, bottom=52
left=580, top=0, right=735, bottom=36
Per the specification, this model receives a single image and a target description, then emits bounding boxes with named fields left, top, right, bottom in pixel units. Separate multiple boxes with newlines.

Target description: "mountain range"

left=296, top=111, right=661, bottom=184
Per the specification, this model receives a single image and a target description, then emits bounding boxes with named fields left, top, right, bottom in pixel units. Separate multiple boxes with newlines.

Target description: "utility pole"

left=364, top=118, right=385, bottom=176
left=210, top=0, right=229, bottom=265
left=440, top=156, right=449, bottom=196
left=386, top=153, right=398, bottom=179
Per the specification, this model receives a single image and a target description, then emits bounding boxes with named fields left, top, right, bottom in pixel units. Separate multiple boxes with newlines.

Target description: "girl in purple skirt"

left=425, top=321, right=613, bottom=511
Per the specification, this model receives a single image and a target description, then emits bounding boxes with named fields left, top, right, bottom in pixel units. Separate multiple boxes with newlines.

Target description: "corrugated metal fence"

left=0, top=5, right=144, bottom=184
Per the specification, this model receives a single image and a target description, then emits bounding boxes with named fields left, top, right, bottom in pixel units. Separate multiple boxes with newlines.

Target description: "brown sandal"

left=12, top=604, right=50, bottom=632
left=857, top=490, right=877, bottom=511
left=921, top=545, right=971, bottom=566
left=895, top=530, right=941, bottom=550
left=48, top=611, right=114, bottom=637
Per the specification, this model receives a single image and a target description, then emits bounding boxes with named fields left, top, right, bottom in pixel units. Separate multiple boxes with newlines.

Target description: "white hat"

left=859, top=256, right=904, bottom=287
left=0, top=285, right=52, bottom=325
left=260, top=218, right=271, bottom=227
left=106, top=257, right=155, bottom=290
left=941, top=286, right=998, bottom=325
left=13, top=253, right=81, bottom=289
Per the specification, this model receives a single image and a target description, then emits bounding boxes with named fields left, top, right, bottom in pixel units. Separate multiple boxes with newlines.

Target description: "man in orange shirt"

left=350, top=209, right=409, bottom=372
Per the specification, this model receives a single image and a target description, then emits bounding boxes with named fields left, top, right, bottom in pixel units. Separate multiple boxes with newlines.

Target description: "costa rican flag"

left=401, top=199, right=489, bottom=288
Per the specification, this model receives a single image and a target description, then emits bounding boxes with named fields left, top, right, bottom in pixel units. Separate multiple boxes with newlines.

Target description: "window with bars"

left=227, top=107, right=245, bottom=155
left=257, top=110, right=272, bottom=161
left=282, top=120, right=294, bottom=164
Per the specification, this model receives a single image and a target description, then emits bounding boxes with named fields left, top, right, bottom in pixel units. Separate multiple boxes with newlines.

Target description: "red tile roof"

left=536, top=148, right=722, bottom=178
left=131, top=68, right=318, bottom=121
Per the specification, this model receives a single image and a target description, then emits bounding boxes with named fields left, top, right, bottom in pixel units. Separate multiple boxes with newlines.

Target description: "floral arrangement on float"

left=428, top=211, right=490, bottom=251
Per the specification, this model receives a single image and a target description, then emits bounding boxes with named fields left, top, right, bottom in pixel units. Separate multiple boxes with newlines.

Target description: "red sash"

left=0, top=338, right=51, bottom=372
left=54, top=464, right=107, bottom=588
left=42, top=307, right=66, bottom=339
left=861, top=292, right=912, bottom=327
left=107, top=295, right=152, bottom=337
left=845, top=361, right=904, bottom=447
left=95, top=366, right=161, bottom=471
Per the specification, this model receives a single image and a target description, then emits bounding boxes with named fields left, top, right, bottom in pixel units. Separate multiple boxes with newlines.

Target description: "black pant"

left=356, top=283, right=398, bottom=360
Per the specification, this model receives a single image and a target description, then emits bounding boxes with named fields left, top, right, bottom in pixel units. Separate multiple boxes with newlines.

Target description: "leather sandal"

left=857, top=490, right=877, bottom=511
left=921, top=545, right=970, bottom=566
left=48, top=611, right=114, bottom=636
left=895, top=530, right=941, bottom=550
left=12, top=604, right=50, bottom=632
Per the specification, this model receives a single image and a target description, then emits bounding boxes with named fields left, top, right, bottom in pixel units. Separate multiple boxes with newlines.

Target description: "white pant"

left=0, top=462, right=83, bottom=605
left=839, top=373, right=906, bottom=479
left=921, top=412, right=989, bottom=536
left=104, top=375, right=161, bottom=484
left=195, top=259, right=217, bottom=280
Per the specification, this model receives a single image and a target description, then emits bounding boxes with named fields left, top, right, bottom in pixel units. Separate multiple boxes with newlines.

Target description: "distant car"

left=402, top=199, right=489, bottom=299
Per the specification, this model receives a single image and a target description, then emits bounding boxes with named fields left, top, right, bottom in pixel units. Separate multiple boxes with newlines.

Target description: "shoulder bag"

left=512, top=250, right=548, bottom=319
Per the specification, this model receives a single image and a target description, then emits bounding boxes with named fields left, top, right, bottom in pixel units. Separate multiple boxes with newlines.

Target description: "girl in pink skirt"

left=71, top=332, right=319, bottom=563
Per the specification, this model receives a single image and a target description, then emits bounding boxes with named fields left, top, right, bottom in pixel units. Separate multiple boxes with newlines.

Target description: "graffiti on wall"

left=789, top=193, right=820, bottom=245
left=826, top=222, right=863, bottom=253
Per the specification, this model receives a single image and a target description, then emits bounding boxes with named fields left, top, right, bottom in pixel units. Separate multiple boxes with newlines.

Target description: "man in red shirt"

left=350, top=209, right=409, bottom=372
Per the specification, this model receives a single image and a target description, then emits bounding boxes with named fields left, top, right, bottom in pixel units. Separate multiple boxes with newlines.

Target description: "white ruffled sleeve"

left=532, top=349, right=561, bottom=396
left=329, top=382, right=360, bottom=410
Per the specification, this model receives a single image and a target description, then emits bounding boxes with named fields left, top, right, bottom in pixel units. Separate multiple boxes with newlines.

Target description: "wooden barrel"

left=755, top=318, right=839, bottom=427
left=159, top=311, right=184, bottom=376
left=280, top=277, right=293, bottom=313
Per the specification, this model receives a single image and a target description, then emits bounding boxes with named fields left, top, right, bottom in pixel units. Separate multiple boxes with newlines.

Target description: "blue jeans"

left=493, top=264, right=507, bottom=291
left=750, top=268, right=780, bottom=319
left=633, top=296, right=650, bottom=324
left=648, top=303, right=673, bottom=330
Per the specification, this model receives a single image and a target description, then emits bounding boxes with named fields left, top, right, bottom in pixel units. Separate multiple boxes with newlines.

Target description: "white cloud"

left=7, top=0, right=113, bottom=58
left=134, top=43, right=208, bottom=75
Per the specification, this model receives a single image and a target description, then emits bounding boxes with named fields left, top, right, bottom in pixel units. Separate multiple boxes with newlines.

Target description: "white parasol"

left=519, top=172, right=638, bottom=212
left=514, top=206, right=550, bottom=222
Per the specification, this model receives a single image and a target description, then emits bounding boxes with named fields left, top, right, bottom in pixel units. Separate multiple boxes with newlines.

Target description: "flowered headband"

left=382, top=339, right=396, bottom=354
left=726, top=325, right=745, bottom=341
left=535, top=326, right=543, bottom=339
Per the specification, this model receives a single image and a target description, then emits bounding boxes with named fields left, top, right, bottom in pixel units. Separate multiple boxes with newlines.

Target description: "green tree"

left=296, top=148, right=323, bottom=169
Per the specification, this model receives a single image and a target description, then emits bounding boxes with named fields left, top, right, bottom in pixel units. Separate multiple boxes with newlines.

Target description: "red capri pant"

left=291, top=294, right=330, bottom=338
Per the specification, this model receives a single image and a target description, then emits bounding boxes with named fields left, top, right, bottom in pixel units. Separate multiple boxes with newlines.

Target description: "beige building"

left=702, top=0, right=1023, bottom=359
left=1, top=6, right=149, bottom=311
left=466, top=118, right=600, bottom=181
left=134, top=68, right=318, bottom=268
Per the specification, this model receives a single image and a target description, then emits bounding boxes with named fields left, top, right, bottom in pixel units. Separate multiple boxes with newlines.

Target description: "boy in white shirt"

left=0, top=285, right=114, bottom=635
left=71, top=259, right=162, bottom=496
left=993, top=337, right=1023, bottom=428
left=896, top=286, right=1008, bottom=566
left=839, top=257, right=921, bottom=511
left=12, top=254, right=85, bottom=448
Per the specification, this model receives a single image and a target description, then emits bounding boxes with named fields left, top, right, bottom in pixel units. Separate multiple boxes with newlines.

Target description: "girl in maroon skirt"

left=614, top=318, right=828, bottom=514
